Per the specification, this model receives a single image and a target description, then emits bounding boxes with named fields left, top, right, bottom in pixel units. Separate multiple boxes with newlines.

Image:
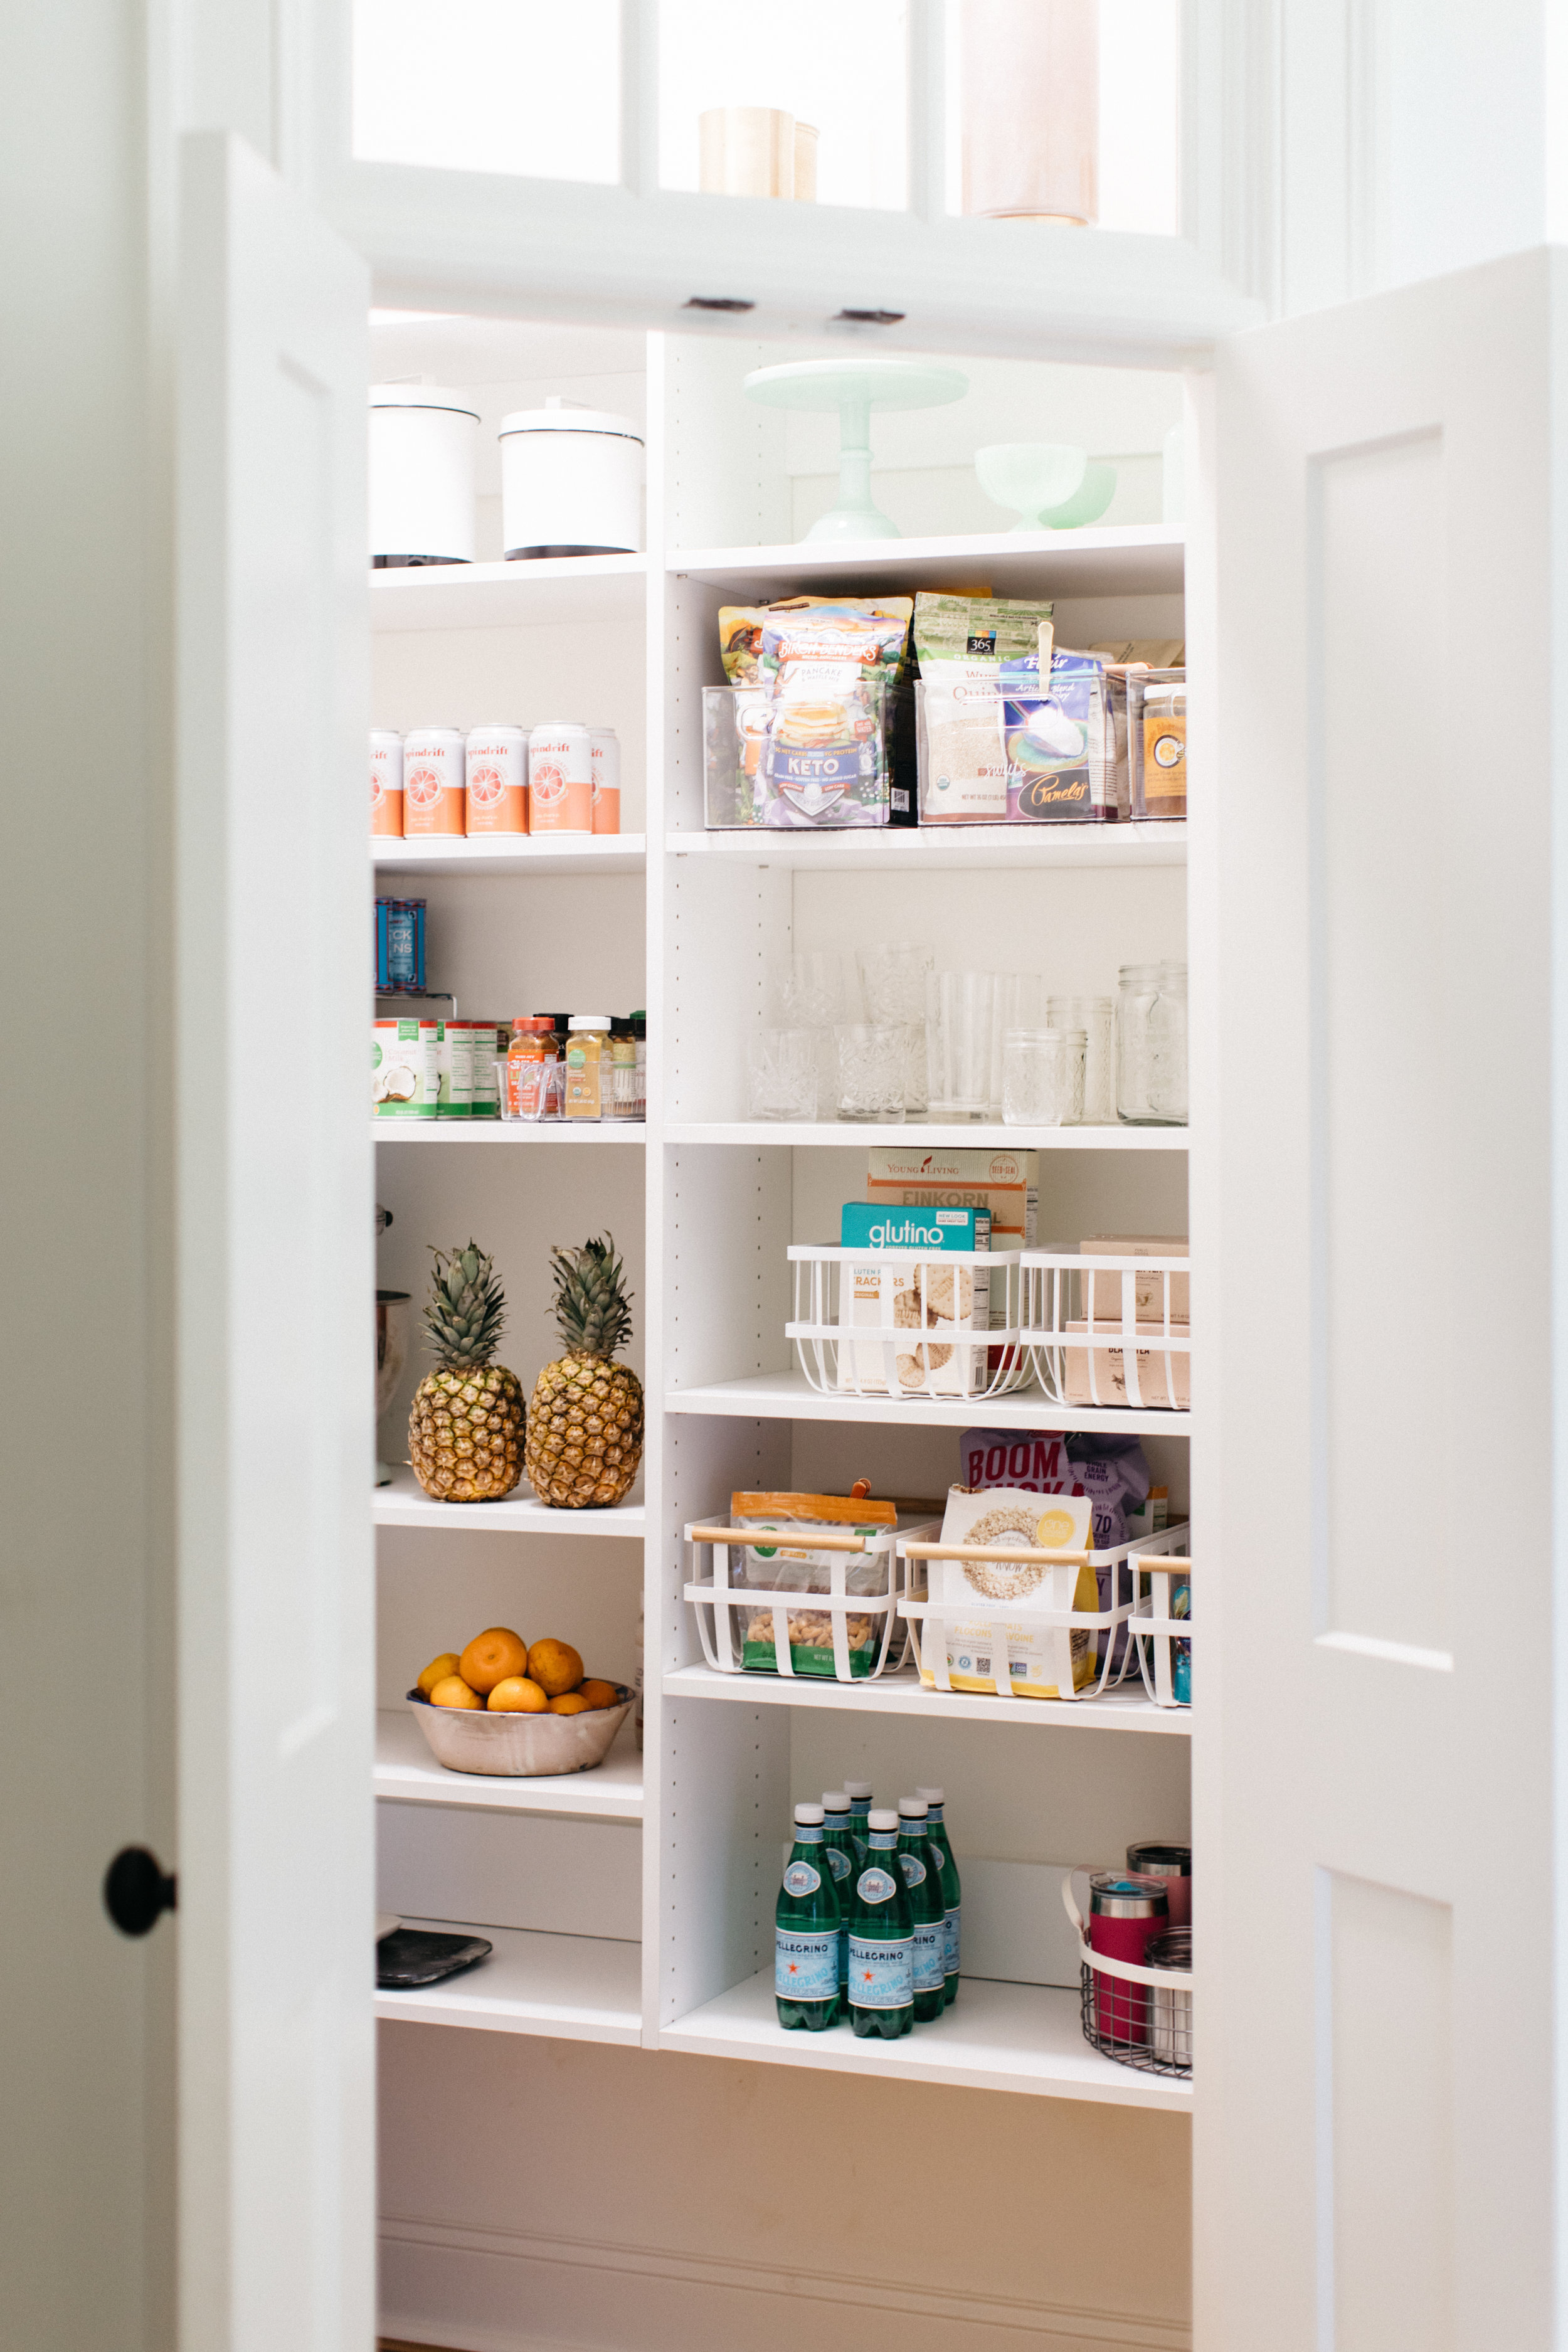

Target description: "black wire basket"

left=1065, top=1871, right=1192, bottom=2079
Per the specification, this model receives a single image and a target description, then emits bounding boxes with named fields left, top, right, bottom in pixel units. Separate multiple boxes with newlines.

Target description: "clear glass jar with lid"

left=1116, top=962, right=1187, bottom=1125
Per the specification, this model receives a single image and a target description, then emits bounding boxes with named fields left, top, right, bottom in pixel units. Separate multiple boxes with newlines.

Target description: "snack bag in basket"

left=919, top=1485, right=1097, bottom=1700
left=730, top=1487, right=898, bottom=1680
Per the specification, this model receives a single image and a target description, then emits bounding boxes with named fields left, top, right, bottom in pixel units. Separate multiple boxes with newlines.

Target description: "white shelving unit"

left=372, top=323, right=1191, bottom=2119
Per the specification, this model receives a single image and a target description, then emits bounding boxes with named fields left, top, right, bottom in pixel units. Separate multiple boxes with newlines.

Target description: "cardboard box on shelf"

left=1063, top=1320, right=1191, bottom=1411
left=1079, top=1234, right=1189, bottom=1323
left=869, top=1148, right=1038, bottom=1249
left=837, top=1204, right=992, bottom=1398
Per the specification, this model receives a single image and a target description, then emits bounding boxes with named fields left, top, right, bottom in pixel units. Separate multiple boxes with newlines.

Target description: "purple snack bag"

left=960, top=1429, right=1152, bottom=1663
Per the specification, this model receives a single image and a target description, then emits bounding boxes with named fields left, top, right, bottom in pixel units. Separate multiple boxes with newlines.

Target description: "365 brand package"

left=836, top=1204, right=992, bottom=1397
left=919, top=1485, right=1098, bottom=1700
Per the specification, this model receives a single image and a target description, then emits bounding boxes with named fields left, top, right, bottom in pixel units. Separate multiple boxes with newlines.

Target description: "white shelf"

left=665, top=1369, right=1191, bottom=1436
left=375, top=1709, right=645, bottom=1818
left=666, top=525, right=1184, bottom=601
left=664, top=1120, right=1186, bottom=1151
left=374, top=832, right=646, bottom=879
left=664, top=1662, right=1189, bottom=1735
left=376, top=1920, right=642, bottom=2043
left=668, top=823, right=1184, bottom=873
left=371, top=1118, right=646, bottom=1143
left=371, top=553, right=646, bottom=630
left=660, top=1968, right=1192, bottom=2111
left=374, top=1466, right=645, bottom=1536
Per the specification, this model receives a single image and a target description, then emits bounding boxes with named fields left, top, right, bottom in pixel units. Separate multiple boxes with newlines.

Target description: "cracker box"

left=1079, top=1234, right=1190, bottom=1323
left=836, top=1204, right=992, bottom=1397
left=919, top=1485, right=1099, bottom=1699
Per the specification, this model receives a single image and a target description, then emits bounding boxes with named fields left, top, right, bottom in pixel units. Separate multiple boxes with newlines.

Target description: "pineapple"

left=525, top=1234, right=645, bottom=1508
left=408, top=1242, right=525, bottom=1502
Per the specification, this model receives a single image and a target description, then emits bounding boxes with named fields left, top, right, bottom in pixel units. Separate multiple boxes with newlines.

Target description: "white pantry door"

left=176, top=134, right=374, bottom=2351
left=1194, top=247, right=1566, bottom=2350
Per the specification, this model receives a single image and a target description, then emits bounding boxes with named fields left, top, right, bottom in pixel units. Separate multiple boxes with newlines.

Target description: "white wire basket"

left=1062, top=1869, right=1192, bottom=2078
left=1020, top=1250, right=1191, bottom=1411
left=684, top=1516, right=941, bottom=1684
left=787, top=1245, right=1030, bottom=1401
left=1131, top=1550, right=1192, bottom=1708
left=895, top=1524, right=1191, bottom=1703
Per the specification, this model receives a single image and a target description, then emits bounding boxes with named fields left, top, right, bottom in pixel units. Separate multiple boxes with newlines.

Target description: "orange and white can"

left=465, top=724, right=528, bottom=834
left=403, top=726, right=465, bottom=836
left=370, top=729, right=403, bottom=836
left=590, top=725, right=621, bottom=835
left=528, top=722, right=592, bottom=835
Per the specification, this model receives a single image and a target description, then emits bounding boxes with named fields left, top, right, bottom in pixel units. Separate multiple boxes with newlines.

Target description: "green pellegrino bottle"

left=821, top=1792, right=856, bottom=2008
left=896, top=1798, right=947, bottom=2024
left=917, top=1784, right=961, bottom=2007
left=848, top=1809, right=913, bottom=2039
left=844, top=1781, right=874, bottom=1866
left=775, top=1801, right=840, bottom=2031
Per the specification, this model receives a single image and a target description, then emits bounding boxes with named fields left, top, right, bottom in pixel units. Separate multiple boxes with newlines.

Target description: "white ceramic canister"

left=370, top=729, right=403, bottom=837
left=589, top=726, right=620, bottom=835
left=499, top=399, right=644, bottom=559
left=403, top=726, right=466, bottom=837
left=369, top=385, right=479, bottom=566
left=528, top=723, right=593, bottom=834
left=465, top=724, right=529, bottom=835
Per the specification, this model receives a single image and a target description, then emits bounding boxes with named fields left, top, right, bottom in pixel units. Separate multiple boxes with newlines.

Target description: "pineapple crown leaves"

left=423, top=1240, right=507, bottom=1370
left=548, top=1232, right=635, bottom=1362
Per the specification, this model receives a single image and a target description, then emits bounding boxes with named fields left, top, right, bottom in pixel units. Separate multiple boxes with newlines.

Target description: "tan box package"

left=1063, top=1319, right=1191, bottom=1411
left=871, top=1148, right=1039, bottom=1250
left=1079, top=1234, right=1190, bottom=1323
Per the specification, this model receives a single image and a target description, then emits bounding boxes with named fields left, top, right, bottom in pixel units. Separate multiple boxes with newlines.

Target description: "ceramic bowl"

left=406, top=1685, right=633, bottom=1777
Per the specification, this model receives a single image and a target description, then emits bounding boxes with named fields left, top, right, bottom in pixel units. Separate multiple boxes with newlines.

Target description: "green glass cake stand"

left=743, top=357, right=969, bottom=542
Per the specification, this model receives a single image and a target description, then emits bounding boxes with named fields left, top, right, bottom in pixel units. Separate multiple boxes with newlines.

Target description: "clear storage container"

left=1116, top=962, right=1187, bottom=1125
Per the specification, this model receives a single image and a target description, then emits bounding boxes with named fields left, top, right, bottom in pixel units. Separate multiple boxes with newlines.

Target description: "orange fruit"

left=428, top=1674, right=482, bottom=1710
left=578, top=1678, right=620, bottom=1710
left=460, top=1626, right=529, bottom=1695
left=487, top=1676, right=548, bottom=1714
left=527, top=1638, right=583, bottom=1697
left=416, top=1651, right=462, bottom=1698
left=548, top=1692, right=594, bottom=1714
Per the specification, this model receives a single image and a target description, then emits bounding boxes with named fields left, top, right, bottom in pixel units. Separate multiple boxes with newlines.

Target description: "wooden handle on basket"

left=688, top=1525, right=869, bottom=1552
left=902, top=1540, right=1094, bottom=1565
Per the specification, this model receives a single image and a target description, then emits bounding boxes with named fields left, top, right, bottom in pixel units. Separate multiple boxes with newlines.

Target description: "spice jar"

left=630, top=1012, right=647, bottom=1119
left=564, top=1015, right=612, bottom=1120
left=607, top=1019, right=639, bottom=1120
left=506, top=1017, right=558, bottom=1120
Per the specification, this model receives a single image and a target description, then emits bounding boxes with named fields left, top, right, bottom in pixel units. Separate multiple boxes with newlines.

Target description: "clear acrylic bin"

left=915, top=671, right=1113, bottom=825
left=703, top=677, right=906, bottom=829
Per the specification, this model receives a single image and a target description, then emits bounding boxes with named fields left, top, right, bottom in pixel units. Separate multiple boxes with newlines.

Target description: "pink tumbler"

left=1088, top=1872, right=1168, bottom=2045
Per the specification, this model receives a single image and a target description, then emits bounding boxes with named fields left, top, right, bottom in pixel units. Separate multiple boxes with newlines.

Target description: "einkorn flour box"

left=866, top=1150, right=1037, bottom=1359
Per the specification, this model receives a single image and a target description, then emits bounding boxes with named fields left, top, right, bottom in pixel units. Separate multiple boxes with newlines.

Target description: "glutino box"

left=836, top=1204, right=991, bottom=1397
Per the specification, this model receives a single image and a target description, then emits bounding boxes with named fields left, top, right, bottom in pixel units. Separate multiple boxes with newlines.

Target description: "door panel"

left=1195, top=248, right=1561, bottom=2351
left=176, top=131, right=373, bottom=2352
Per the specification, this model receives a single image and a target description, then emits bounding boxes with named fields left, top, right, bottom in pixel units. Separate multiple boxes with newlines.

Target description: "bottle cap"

left=793, top=1801, right=825, bottom=1826
left=568, top=1014, right=613, bottom=1032
left=844, top=1781, right=874, bottom=1800
left=915, top=1786, right=945, bottom=1805
left=867, top=1808, right=898, bottom=1832
left=898, top=1797, right=928, bottom=1819
left=822, top=1793, right=850, bottom=1813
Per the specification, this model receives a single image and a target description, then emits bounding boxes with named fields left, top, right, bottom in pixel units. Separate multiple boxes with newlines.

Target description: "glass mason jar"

left=1045, top=994, right=1115, bottom=1123
left=1002, top=1027, right=1086, bottom=1127
left=1116, top=963, right=1187, bottom=1125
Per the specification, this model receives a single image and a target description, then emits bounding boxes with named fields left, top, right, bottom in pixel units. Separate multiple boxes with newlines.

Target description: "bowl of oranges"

left=408, top=1627, right=632, bottom=1777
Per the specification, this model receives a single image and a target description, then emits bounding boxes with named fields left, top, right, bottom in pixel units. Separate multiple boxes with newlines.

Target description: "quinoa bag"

left=730, top=1487, right=898, bottom=1679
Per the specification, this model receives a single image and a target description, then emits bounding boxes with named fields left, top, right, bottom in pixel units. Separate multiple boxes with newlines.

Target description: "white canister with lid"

left=369, top=385, right=479, bottom=566
left=499, top=400, right=644, bottom=559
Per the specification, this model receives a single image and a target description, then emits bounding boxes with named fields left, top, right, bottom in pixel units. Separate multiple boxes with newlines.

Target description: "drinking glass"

left=1046, top=995, right=1115, bottom=1123
left=775, top=950, right=849, bottom=1029
left=833, top=1024, right=906, bottom=1123
left=926, top=972, right=995, bottom=1121
left=1117, top=961, right=1187, bottom=1125
left=894, top=1021, right=930, bottom=1116
left=1002, top=1028, right=1086, bottom=1127
left=858, top=940, right=933, bottom=1025
left=747, top=1028, right=818, bottom=1121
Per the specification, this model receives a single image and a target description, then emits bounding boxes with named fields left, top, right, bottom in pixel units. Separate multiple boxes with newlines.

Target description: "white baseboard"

left=379, top=2212, right=1192, bottom=2352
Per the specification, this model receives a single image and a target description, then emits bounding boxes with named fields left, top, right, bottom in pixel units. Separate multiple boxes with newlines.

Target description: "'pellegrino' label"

left=945, top=1905, right=961, bottom=1977
left=849, top=1934, right=913, bottom=2010
left=857, top=1867, right=898, bottom=1904
left=782, top=1860, right=822, bottom=1897
left=776, top=1930, right=838, bottom=2002
left=914, top=1919, right=945, bottom=1995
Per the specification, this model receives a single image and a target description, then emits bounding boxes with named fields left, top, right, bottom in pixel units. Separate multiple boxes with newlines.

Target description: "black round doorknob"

left=104, top=1846, right=177, bottom=1937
